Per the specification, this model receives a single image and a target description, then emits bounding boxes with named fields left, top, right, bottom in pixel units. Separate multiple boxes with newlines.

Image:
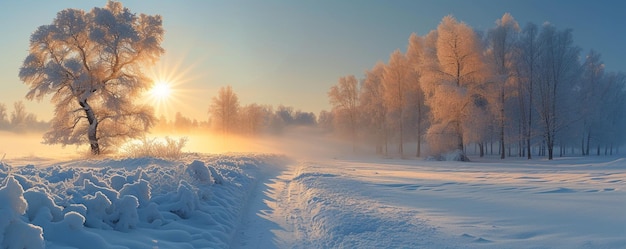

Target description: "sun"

left=150, top=81, right=171, bottom=100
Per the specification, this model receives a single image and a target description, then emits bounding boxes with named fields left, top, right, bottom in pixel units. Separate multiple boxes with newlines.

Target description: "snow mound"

left=427, top=149, right=470, bottom=161
left=0, top=153, right=285, bottom=248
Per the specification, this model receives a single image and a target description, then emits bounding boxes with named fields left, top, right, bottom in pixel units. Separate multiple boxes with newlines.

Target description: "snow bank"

left=279, top=163, right=464, bottom=248
left=0, top=153, right=287, bottom=248
left=426, top=149, right=470, bottom=161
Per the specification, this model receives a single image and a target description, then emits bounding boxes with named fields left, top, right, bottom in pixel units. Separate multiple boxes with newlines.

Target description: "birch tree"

left=19, top=1, right=163, bottom=154
left=209, top=86, right=240, bottom=135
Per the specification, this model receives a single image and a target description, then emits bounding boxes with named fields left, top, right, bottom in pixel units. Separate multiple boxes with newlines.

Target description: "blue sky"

left=1, top=0, right=624, bottom=120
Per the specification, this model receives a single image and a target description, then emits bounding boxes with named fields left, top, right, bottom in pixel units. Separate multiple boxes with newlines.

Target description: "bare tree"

left=209, top=86, right=240, bottom=135
left=19, top=1, right=163, bottom=154
left=328, top=75, right=360, bottom=152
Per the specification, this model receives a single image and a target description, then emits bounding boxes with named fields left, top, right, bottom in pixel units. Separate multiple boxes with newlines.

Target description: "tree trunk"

left=500, top=120, right=505, bottom=159
left=586, top=131, right=591, bottom=156
left=581, top=136, right=585, bottom=156
left=79, top=100, right=100, bottom=155
left=416, top=104, right=422, bottom=158
left=500, top=88, right=506, bottom=159
left=548, top=146, right=553, bottom=160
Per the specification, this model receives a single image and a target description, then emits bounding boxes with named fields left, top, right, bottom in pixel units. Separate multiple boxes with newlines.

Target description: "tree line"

left=327, top=14, right=626, bottom=160
left=155, top=86, right=317, bottom=135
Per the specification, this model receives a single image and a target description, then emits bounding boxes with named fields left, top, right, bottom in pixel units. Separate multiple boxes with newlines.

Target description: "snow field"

left=235, top=156, right=626, bottom=249
left=0, top=154, right=288, bottom=249
left=1, top=154, right=624, bottom=248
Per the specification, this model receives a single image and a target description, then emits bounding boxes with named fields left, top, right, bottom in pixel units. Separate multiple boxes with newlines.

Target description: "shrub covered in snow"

left=120, top=136, right=188, bottom=160
left=0, top=153, right=283, bottom=248
left=0, top=176, right=45, bottom=249
left=426, top=149, right=470, bottom=161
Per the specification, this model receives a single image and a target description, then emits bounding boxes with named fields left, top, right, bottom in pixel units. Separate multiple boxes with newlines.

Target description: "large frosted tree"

left=422, top=16, right=488, bottom=160
left=19, top=1, right=164, bottom=155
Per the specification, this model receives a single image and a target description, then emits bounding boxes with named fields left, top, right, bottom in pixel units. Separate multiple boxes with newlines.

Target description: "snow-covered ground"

left=234, top=156, right=626, bottom=249
left=0, top=153, right=624, bottom=248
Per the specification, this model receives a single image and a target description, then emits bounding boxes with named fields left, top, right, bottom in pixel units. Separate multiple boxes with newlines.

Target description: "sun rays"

left=145, top=52, right=207, bottom=119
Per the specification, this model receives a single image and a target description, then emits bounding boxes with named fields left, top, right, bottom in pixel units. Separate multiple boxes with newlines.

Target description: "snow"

left=0, top=153, right=624, bottom=248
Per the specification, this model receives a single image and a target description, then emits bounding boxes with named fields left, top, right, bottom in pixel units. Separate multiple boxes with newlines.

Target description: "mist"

left=0, top=131, right=78, bottom=166
left=147, top=127, right=356, bottom=161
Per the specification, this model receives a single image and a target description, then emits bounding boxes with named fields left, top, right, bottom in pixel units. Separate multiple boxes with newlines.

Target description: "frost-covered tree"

left=209, top=86, right=239, bottom=135
left=328, top=75, right=359, bottom=152
left=597, top=72, right=626, bottom=154
left=19, top=1, right=164, bottom=155
left=10, top=101, right=38, bottom=131
left=359, top=62, right=388, bottom=155
left=317, top=110, right=334, bottom=133
left=576, top=50, right=605, bottom=155
left=383, top=50, right=411, bottom=156
left=486, top=13, right=520, bottom=159
left=405, top=33, right=428, bottom=157
left=514, top=22, right=541, bottom=159
left=240, top=103, right=269, bottom=135
left=422, top=16, right=489, bottom=160
left=535, top=24, right=580, bottom=160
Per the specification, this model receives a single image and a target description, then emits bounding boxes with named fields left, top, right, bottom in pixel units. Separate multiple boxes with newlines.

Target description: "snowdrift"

left=0, top=154, right=287, bottom=249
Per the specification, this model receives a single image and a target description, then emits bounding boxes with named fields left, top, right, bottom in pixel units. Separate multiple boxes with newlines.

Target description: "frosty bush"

left=121, top=136, right=188, bottom=160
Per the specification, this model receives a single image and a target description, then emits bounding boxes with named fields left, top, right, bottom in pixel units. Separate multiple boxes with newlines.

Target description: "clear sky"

left=1, top=0, right=624, bottom=121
